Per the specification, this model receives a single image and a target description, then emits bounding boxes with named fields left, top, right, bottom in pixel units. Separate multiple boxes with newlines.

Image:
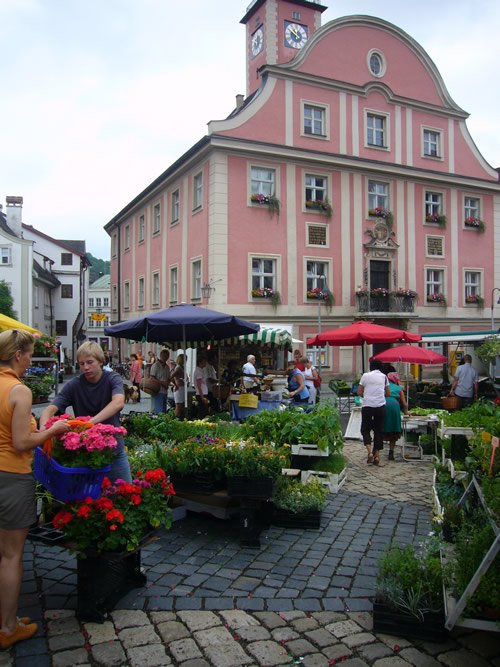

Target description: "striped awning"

left=164, top=327, right=292, bottom=350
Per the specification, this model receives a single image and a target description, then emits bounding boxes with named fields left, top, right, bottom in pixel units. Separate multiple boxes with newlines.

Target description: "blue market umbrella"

left=105, top=304, right=259, bottom=408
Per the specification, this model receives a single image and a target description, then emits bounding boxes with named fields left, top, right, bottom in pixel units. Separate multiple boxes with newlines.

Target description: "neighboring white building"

left=0, top=196, right=90, bottom=365
left=0, top=197, right=34, bottom=324
left=86, top=274, right=111, bottom=353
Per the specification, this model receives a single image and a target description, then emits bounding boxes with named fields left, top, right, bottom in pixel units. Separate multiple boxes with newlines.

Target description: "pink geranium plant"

left=44, top=414, right=126, bottom=469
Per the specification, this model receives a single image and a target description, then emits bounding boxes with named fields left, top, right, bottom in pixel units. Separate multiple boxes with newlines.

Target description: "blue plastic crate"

left=33, top=447, right=111, bottom=502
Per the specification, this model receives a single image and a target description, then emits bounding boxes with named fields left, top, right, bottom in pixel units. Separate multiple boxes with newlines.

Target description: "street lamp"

left=316, top=275, right=326, bottom=375
left=490, top=287, right=500, bottom=331
left=201, top=278, right=222, bottom=301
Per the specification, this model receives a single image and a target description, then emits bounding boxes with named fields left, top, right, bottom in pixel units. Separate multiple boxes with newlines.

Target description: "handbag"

left=313, top=374, right=322, bottom=389
left=140, top=376, right=161, bottom=396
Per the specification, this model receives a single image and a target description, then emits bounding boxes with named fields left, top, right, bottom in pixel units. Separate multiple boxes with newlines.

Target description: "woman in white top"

left=302, top=357, right=319, bottom=404
left=171, top=354, right=185, bottom=418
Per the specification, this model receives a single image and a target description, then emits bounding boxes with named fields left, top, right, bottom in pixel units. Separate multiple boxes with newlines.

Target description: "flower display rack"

left=443, top=476, right=500, bottom=633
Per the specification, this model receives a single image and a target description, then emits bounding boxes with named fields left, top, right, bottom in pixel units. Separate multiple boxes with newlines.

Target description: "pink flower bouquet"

left=44, top=414, right=126, bottom=469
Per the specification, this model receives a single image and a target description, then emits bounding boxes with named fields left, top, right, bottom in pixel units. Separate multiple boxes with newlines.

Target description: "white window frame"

left=301, top=101, right=329, bottom=140
left=88, top=297, right=94, bottom=308
left=0, top=247, right=12, bottom=265
left=422, top=127, right=443, bottom=159
left=171, top=189, right=180, bottom=224
left=103, top=297, right=109, bottom=307
left=425, top=267, right=445, bottom=301
left=365, top=110, right=389, bottom=149
left=304, top=172, right=328, bottom=207
left=96, top=297, right=102, bottom=308
left=123, top=282, right=130, bottom=310
left=305, top=337, right=330, bottom=368
left=425, top=235, right=445, bottom=258
left=368, top=180, right=389, bottom=211
left=193, top=172, right=203, bottom=210
left=367, top=49, right=386, bottom=78
left=424, top=190, right=444, bottom=221
left=124, top=224, right=130, bottom=251
left=112, top=285, right=117, bottom=312
left=250, top=255, right=280, bottom=293
left=152, top=272, right=160, bottom=306
left=464, top=269, right=482, bottom=303
left=306, top=222, right=329, bottom=248
left=138, top=214, right=145, bottom=243
left=138, top=277, right=145, bottom=309
left=305, top=259, right=330, bottom=295
left=191, top=259, right=202, bottom=300
left=464, top=195, right=481, bottom=221
left=250, top=165, right=277, bottom=197
left=153, top=203, right=161, bottom=234
left=169, top=266, right=178, bottom=303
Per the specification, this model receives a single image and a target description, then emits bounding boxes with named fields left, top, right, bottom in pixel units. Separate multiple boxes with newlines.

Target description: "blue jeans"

left=110, top=446, right=132, bottom=483
left=152, top=393, right=168, bottom=415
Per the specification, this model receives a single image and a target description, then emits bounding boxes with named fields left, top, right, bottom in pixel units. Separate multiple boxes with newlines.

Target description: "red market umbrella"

left=306, top=321, right=421, bottom=372
left=371, top=345, right=447, bottom=365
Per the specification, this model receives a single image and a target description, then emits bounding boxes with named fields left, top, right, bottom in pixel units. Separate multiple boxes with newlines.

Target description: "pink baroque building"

left=105, top=0, right=500, bottom=372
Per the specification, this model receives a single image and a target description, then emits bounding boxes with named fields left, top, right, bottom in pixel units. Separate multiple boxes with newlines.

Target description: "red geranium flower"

left=77, top=505, right=92, bottom=518
left=145, top=469, right=166, bottom=483
left=53, top=511, right=73, bottom=529
left=94, top=497, right=114, bottom=512
left=106, top=509, right=124, bottom=523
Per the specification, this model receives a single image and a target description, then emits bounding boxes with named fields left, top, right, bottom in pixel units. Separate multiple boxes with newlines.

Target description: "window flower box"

left=306, top=288, right=334, bottom=307
left=251, top=288, right=281, bottom=306
left=426, top=213, right=447, bottom=226
left=368, top=207, right=393, bottom=225
left=391, top=288, right=418, bottom=299
left=464, top=217, right=485, bottom=232
left=250, top=194, right=280, bottom=215
left=427, top=293, right=446, bottom=304
left=465, top=295, right=484, bottom=306
left=305, top=199, right=332, bottom=217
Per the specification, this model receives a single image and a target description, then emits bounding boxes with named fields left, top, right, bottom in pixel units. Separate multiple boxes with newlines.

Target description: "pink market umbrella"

left=371, top=345, right=447, bottom=365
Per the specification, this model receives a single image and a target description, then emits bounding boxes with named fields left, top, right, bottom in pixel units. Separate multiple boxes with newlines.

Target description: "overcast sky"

left=1, top=0, right=498, bottom=259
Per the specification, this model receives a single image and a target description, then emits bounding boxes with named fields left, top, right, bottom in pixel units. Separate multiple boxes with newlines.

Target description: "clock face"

left=251, top=27, right=264, bottom=58
left=284, top=21, right=308, bottom=49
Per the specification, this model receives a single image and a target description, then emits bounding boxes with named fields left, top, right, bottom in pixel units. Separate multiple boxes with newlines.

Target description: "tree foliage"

left=0, top=279, right=17, bottom=318
left=86, top=253, right=110, bottom=285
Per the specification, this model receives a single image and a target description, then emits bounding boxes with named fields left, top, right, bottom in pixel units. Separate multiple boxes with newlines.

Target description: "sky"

left=1, top=0, right=498, bottom=259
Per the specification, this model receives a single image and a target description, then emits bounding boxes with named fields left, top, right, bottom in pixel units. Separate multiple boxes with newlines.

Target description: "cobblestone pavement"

left=5, top=397, right=495, bottom=666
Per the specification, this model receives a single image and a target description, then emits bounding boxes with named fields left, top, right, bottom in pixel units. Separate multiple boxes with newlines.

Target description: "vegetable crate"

left=300, top=468, right=347, bottom=494
left=33, top=447, right=111, bottom=502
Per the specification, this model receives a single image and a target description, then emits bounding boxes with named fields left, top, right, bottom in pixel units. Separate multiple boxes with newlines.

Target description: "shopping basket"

left=33, top=447, right=111, bottom=502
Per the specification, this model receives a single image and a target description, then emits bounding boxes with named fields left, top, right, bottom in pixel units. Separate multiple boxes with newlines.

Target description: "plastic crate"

left=33, top=447, right=111, bottom=502
left=260, top=391, right=281, bottom=402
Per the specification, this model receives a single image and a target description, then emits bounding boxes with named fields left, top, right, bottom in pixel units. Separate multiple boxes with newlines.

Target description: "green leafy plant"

left=376, top=541, right=444, bottom=621
left=23, top=369, right=53, bottom=398
left=273, top=477, right=327, bottom=513
left=225, top=441, right=288, bottom=479
left=308, top=452, right=347, bottom=474
left=476, top=337, right=500, bottom=365
left=281, top=404, right=343, bottom=452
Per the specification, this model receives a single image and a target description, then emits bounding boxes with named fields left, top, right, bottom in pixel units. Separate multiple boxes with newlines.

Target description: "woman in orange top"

left=0, top=330, right=68, bottom=649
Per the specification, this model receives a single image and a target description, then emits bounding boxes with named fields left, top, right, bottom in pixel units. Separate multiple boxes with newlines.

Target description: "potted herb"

left=374, top=540, right=446, bottom=641
left=272, top=476, right=327, bottom=529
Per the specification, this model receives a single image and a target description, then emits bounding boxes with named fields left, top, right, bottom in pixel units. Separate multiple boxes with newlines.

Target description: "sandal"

left=373, top=454, right=380, bottom=465
left=367, top=454, right=374, bottom=464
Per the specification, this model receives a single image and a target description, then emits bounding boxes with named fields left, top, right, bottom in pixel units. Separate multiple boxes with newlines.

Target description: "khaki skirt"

left=0, top=471, right=36, bottom=530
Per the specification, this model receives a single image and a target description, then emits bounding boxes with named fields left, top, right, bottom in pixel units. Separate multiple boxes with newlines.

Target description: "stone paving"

left=2, top=429, right=499, bottom=666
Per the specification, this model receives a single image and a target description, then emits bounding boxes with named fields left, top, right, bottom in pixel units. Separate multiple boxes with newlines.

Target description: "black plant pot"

left=227, top=475, right=274, bottom=499
left=373, top=600, right=446, bottom=642
left=170, top=472, right=226, bottom=495
left=272, top=507, right=321, bottom=529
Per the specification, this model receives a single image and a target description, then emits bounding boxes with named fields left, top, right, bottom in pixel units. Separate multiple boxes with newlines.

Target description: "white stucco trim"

left=395, top=105, right=402, bottom=164
left=448, top=118, right=455, bottom=174
left=286, top=163, right=297, bottom=306
left=406, top=183, right=416, bottom=288
left=351, top=95, right=359, bottom=157
left=350, top=172, right=359, bottom=302
left=285, top=79, right=293, bottom=146
left=207, top=154, right=229, bottom=307
left=406, top=108, right=413, bottom=167
left=339, top=92, right=347, bottom=154
left=396, top=180, right=406, bottom=285
left=494, top=195, right=500, bottom=299
left=450, top=189, right=459, bottom=308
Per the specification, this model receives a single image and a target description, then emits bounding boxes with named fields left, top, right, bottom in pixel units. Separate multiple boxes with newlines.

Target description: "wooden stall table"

left=230, top=394, right=282, bottom=421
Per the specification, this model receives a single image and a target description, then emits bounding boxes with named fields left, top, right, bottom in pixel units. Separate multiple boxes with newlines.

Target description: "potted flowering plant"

left=23, top=367, right=54, bottom=400
left=391, top=288, right=418, bottom=299
left=368, top=207, right=393, bottom=225
left=42, top=414, right=126, bottom=469
left=162, top=435, right=230, bottom=493
left=426, top=213, right=447, bottom=226
left=250, top=193, right=280, bottom=215
left=305, top=198, right=333, bottom=217
left=356, top=287, right=369, bottom=297
left=272, top=476, right=328, bottom=529
left=251, top=287, right=281, bottom=306
left=226, top=441, right=289, bottom=498
left=464, top=216, right=485, bottom=232
left=370, top=287, right=389, bottom=297
left=52, top=469, right=174, bottom=553
left=33, top=333, right=59, bottom=358
left=427, top=293, right=446, bottom=304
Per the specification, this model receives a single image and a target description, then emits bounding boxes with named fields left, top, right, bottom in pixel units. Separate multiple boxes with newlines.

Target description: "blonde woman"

left=0, top=330, right=69, bottom=649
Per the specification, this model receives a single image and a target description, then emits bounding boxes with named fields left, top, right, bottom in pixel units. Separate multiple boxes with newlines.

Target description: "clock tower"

left=240, top=0, right=328, bottom=97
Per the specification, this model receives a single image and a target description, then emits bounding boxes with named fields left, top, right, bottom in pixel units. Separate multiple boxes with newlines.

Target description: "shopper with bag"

left=302, top=357, right=319, bottom=404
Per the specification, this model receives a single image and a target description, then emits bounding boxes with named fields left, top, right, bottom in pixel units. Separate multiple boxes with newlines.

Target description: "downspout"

left=117, top=226, right=122, bottom=363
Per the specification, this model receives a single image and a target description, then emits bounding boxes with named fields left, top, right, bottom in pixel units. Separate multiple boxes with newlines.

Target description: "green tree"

left=86, top=253, right=110, bottom=284
left=0, top=280, right=17, bottom=318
